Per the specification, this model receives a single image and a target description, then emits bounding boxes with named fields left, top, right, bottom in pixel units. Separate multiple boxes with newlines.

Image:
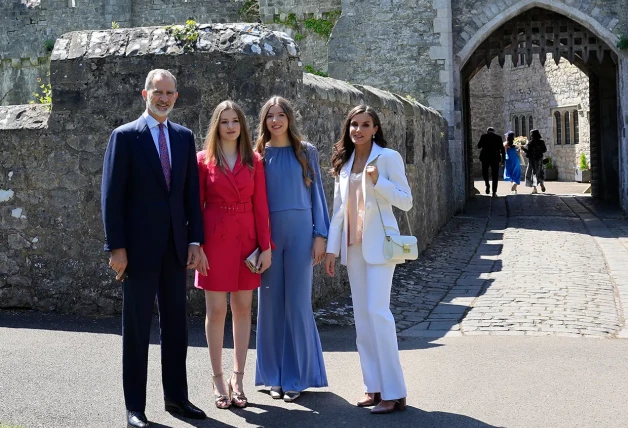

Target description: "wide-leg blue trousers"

left=255, top=209, right=328, bottom=391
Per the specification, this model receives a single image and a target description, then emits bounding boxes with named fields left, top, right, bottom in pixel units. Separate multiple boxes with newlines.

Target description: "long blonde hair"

left=254, top=96, right=312, bottom=187
left=203, top=100, right=254, bottom=171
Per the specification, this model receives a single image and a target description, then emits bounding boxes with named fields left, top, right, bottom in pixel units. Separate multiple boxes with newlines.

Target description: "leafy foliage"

left=165, top=20, right=199, bottom=52
left=111, top=21, right=120, bottom=29
left=274, top=13, right=299, bottom=29
left=303, top=11, right=341, bottom=38
left=544, top=156, right=554, bottom=169
left=578, top=152, right=590, bottom=170
left=43, top=39, right=55, bottom=52
left=29, top=74, right=52, bottom=110
left=617, top=34, right=628, bottom=50
left=304, top=65, right=328, bottom=77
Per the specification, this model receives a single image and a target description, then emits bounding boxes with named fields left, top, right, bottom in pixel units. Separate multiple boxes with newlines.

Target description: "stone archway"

left=456, top=3, right=625, bottom=205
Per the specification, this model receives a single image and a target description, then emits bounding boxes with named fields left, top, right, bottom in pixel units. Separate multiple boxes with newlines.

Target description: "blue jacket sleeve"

left=307, top=144, right=330, bottom=238
left=101, top=128, right=129, bottom=252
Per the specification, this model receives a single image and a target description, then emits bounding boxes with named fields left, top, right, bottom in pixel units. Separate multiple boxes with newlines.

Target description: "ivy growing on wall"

left=165, top=20, right=200, bottom=52
left=303, top=11, right=341, bottom=38
left=273, top=10, right=341, bottom=41
left=29, top=74, right=52, bottom=111
left=304, top=65, right=328, bottom=77
left=617, top=34, right=628, bottom=50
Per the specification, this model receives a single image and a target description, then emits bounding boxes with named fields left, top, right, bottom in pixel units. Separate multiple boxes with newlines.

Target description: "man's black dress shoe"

left=127, top=411, right=150, bottom=428
left=164, top=399, right=207, bottom=419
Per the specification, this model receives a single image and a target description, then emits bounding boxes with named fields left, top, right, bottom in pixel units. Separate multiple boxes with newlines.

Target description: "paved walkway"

left=317, top=183, right=628, bottom=340
left=3, top=183, right=628, bottom=428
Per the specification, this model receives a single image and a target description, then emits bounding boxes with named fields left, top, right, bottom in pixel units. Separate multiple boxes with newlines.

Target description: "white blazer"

left=327, top=143, right=413, bottom=265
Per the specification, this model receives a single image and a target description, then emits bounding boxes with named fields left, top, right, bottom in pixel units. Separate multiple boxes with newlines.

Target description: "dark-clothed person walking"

left=101, top=69, right=206, bottom=428
left=478, top=127, right=506, bottom=197
left=521, top=129, right=547, bottom=194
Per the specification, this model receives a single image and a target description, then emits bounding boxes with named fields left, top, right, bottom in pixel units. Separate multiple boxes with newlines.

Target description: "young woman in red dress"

left=195, top=100, right=272, bottom=409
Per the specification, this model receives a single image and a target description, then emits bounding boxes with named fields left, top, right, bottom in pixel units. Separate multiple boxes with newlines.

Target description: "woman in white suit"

left=324, top=105, right=411, bottom=414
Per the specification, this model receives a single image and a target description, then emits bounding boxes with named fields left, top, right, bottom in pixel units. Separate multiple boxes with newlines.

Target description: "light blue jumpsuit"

left=255, top=142, right=329, bottom=392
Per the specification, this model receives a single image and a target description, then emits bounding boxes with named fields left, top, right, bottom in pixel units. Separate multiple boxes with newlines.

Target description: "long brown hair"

left=254, top=96, right=312, bottom=187
left=203, top=100, right=254, bottom=171
left=330, top=105, right=388, bottom=176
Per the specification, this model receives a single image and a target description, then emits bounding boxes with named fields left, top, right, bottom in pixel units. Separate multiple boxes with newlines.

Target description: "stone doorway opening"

left=460, top=7, right=620, bottom=204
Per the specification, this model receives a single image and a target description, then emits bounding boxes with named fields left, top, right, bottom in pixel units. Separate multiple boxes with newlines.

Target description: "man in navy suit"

left=101, top=69, right=206, bottom=428
left=478, top=127, right=506, bottom=197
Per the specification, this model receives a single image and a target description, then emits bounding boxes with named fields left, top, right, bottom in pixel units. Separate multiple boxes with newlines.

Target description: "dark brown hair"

left=255, top=96, right=312, bottom=187
left=203, top=100, right=254, bottom=171
left=330, top=105, right=387, bottom=176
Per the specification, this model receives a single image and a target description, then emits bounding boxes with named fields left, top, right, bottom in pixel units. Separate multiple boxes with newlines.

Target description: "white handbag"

left=370, top=156, right=419, bottom=263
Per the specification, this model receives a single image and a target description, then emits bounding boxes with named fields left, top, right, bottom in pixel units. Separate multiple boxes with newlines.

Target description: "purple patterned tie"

left=158, top=123, right=171, bottom=190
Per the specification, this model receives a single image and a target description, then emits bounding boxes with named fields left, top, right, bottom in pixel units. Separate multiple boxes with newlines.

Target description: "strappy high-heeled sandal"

left=212, top=373, right=231, bottom=410
left=229, top=370, right=248, bottom=408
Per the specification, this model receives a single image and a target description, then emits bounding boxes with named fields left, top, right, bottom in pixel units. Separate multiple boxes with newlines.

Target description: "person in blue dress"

left=254, top=96, right=329, bottom=402
left=503, top=131, right=521, bottom=194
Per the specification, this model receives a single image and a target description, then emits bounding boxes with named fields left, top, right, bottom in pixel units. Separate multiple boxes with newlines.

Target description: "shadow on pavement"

left=160, top=392, right=502, bottom=428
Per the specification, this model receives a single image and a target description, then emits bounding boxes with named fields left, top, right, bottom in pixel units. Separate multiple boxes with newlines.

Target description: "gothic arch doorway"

left=460, top=7, right=621, bottom=204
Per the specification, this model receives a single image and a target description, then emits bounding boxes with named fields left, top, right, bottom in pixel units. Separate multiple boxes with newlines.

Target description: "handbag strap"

left=368, top=155, right=414, bottom=238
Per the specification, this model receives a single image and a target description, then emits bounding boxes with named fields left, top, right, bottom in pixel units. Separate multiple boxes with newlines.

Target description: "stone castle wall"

left=0, top=0, right=251, bottom=105
left=0, top=26, right=453, bottom=315
left=470, top=55, right=590, bottom=181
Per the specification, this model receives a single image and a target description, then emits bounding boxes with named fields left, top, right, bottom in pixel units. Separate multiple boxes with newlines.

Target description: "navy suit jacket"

left=101, top=115, right=204, bottom=272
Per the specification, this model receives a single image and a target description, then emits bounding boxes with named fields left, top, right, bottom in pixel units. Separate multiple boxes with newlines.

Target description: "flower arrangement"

left=513, top=136, right=527, bottom=147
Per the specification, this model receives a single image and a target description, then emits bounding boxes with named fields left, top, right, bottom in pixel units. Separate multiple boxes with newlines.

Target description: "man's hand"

left=109, top=248, right=128, bottom=281
left=187, top=245, right=200, bottom=270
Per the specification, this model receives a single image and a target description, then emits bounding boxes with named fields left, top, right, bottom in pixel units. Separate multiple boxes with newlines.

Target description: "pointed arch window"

left=555, top=111, right=562, bottom=145
left=564, top=112, right=571, bottom=145
left=521, top=116, right=527, bottom=139
left=528, top=116, right=534, bottom=132
left=514, top=116, right=519, bottom=137
left=573, top=110, right=579, bottom=144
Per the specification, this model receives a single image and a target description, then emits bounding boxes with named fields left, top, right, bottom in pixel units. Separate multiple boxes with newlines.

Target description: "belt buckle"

left=403, top=243, right=411, bottom=253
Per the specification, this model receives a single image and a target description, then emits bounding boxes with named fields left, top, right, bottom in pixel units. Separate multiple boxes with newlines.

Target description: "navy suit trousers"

left=122, top=227, right=189, bottom=412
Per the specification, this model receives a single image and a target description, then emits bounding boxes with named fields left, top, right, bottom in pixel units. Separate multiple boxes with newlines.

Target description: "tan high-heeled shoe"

left=370, top=397, right=407, bottom=414
left=357, top=392, right=381, bottom=407
left=229, top=370, right=248, bottom=408
left=212, top=373, right=231, bottom=410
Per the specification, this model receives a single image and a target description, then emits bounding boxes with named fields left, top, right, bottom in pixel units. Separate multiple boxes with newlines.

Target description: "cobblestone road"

left=316, top=192, right=628, bottom=339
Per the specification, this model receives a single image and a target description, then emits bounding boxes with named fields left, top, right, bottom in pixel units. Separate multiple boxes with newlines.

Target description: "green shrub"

left=545, top=156, right=554, bottom=169
left=165, top=20, right=199, bottom=52
left=578, top=152, right=589, bottom=170
left=43, top=39, right=55, bottom=52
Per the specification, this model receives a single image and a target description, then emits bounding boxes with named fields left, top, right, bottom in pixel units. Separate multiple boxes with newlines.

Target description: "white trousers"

left=346, top=243, right=407, bottom=400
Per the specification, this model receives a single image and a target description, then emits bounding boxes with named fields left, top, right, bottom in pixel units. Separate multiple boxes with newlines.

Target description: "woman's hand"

left=324, top=253, right=336, bottom=277
left=196, top=247, right=209, bottom=276
left=365, top=164, right=379, bottom=185
left=312, top=237, right=326, bottom=266
left=257, top=248, right=272, bottom=274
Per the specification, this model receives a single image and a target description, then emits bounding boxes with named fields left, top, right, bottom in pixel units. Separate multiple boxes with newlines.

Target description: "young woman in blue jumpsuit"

left=254, top=96, right=329, bottom=402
